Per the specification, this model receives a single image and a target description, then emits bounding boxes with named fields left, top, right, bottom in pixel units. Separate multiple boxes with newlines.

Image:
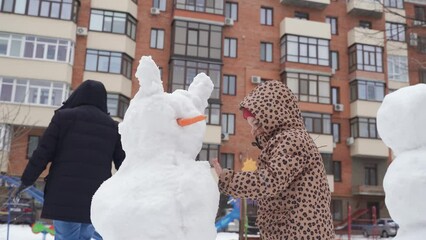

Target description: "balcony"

left=310, top=134, right=334, bottom=154
left=348, top=138, right=389, bottom=158
left=280, top=18, right=331, bottom=39
left=327, top=175, right=334, bottom=192
left=280, top=0, right=330, bottom=9
left=91, top=0, right=137, bottom=17
left=347, top=0, right=383, bottom=18
left=353, top=185, right=385, bottom=196
left=83, top=72, right=132, bottom=98
left=0, top=103, right=55, bottom=128
left=350, top=101, right=381, bottom=118
left=203, top=125, right=221, bottom=145
left=87, top=32, right=136, bottom=58
left=348, top=27, right=384, bottom=47
left=0, top=58, right=73, bottom=84
left=0, top=14, right=76, bottom=41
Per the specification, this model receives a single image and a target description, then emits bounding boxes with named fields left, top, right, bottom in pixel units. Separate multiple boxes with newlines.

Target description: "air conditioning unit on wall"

left=150, top=7, right=160, bottom=15
left=224, top=18, right=234, bottom=26
left=221, top=133, right=230, bottom=141
left=334, top=103, right=344, bottom=112
left=346, top=137, right=354, bottom=146
left=251, top=76, right=262, bottom=84
left=76, top=27, right=88, bottom=36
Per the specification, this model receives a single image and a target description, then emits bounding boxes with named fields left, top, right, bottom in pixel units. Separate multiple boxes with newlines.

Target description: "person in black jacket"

left=12, top=80, right=125, bottom=240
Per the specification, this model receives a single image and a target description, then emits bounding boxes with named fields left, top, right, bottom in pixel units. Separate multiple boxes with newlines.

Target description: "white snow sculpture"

left=91, top=56, right=220, bottom=240
left=377, top=84, right=426, bottom=239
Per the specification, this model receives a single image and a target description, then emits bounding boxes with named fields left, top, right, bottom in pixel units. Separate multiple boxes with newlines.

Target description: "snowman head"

left=377, top=84, right=426, bottom=156
left=118, top=56, right=213, bottom=160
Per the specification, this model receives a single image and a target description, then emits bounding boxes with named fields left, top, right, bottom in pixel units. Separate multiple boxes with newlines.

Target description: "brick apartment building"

left=1, top=0, right=426, bottom=229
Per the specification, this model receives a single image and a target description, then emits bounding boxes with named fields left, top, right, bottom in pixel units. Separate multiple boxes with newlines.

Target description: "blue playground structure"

left=215, top=197, right=240, bottom=231
left=0, top=175, right=44, bottom=204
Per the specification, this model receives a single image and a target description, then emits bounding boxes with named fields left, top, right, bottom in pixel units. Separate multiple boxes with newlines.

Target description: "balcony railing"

left=280, top=0, right=330, bottom=9
left=0, top=0, right=80, bottom=22
left=347, top=0, right=383, bottom=18
left=353, top=185, right=385, bottom=196
left=175, top=0, right=224, bottom=15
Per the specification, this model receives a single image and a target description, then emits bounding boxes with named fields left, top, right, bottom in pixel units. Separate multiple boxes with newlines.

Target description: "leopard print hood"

left=240, top=80, right=305, bottom=142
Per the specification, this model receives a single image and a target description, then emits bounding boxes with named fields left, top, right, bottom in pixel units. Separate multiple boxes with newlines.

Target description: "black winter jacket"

left=21, top=80, right=125, bottom=223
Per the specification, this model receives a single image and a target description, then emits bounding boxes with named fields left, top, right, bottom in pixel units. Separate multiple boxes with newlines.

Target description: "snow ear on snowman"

left=176, top=73, right=214, bottom=127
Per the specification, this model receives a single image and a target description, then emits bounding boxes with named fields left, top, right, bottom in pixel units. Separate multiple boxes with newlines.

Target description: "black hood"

left=58, top=80, right=108, bottom=113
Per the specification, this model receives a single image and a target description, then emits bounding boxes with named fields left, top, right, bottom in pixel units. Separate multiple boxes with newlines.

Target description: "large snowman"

left=91, top=56, right=220, bottom=240
left=377, top=84, right=426, bottom=239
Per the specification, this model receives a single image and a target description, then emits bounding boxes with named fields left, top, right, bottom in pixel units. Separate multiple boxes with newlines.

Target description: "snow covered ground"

left=1, top=224, right=393, bottom=240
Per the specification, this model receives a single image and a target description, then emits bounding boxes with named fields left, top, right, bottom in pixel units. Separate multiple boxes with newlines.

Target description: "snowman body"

left=377, top=84, right=426, bottom=239
left=90, top=56, right=220, bottom=240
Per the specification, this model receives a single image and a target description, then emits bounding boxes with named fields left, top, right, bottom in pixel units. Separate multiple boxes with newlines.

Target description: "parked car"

left=362, top=218, right=399, bottom=238
left=0, top=198, right=36, bottom=224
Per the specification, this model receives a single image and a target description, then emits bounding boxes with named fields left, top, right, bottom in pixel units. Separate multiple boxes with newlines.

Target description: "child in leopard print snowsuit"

left=212, top=80, right=334, bottom=239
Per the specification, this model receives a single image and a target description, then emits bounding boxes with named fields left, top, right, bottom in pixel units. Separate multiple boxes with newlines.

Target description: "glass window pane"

left=112, top=17, right=126, bottom=33
left=110, top=56, right=121, bottom=73
left=90, top=14, right=103, bottom=31
left=15, top=0, right=27, bottom=14
left=85, top=53, right=97, bottom=70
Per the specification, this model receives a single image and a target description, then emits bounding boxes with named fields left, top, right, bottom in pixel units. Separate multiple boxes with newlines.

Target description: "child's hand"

left=210, top=158, right=223, bottom=176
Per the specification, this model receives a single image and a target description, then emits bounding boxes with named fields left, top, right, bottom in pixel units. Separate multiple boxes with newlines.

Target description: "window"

left=387, top=55, right=408, bottom=82
left=294, top=11, right=309, bottom=20
left=220, top=153, right=234, bottom=169
left=27, top=135, right=40, bottom=159
left=365, top=164, right=378, bottom=186
left=331, top=200, right=343, bottom=221
left=85, top=49, right=133, bottom=79
left=350, top=80, right=385, bottom=102
left=384, top=0, right=404, bottom=9
left=225, top=2, right=238, bottom=21
left=107, top=94, right=129, bottom=119
left=321, top=153, right=333, bottom=175
left=284, top=72, right=331, bottom=104
left=175, top=0, right=224, bottom=15
left=302, top=112, right=331, bottom=134
left=420, top=69, right=426, bottom=83
left=0, top=32, right=74, bottom=63
left=223, top=75, right=236, bottom=95
left=260, top=7, right=273, bottom=26
left=196, top=144, right=220, bottom=161
left=0, top=0, right=80, bottom=22
left=330, top=51, right=339, bottom=70
left=350, top=117, right=379, bottom=139
left=359, top=21, right=372, bottom=29
left=333, top=161, right=342, bottom=182
left=89, top=10, right=137, bottom=40
left=417, top=36, right=426, bottom=53
left=0, top=124, right=12, bottom=151
left=169, top=60, right=221, bottom=99
left=221, top=113, right=235, bottom=134
left=173, top=21, right=222, bottom=60
left=326, top=17, right=338, bottom=35
left=349, top=44, right=383, bottom=72
left=224, top=38, right=237, bottom=58
left=386, top=22, right=406, bottom=42
left=331, top=87, right=339, bottom=105
left=153, top=0, right=166, bottom=11
left=0, top=77, right=69, bottom=106
left=150, top=29, right=165, bottom=49
left=281, top=35, right=330, bottom=66
left=332, top=123, right=340, bottom=143
left=205, top=103, right=221, bottom=125
left=415, top=6, right=426, bottom=23
left=260, top=42, right=273, bottom=62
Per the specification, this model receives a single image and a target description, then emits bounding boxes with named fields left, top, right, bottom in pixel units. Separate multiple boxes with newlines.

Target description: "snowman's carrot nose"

left=177, top=115, right=207, bottom=127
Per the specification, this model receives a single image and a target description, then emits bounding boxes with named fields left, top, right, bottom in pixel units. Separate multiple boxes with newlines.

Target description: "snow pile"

left=377, top=84, right=426, bottom=239
left=90, top=56, right=220, bottom=240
